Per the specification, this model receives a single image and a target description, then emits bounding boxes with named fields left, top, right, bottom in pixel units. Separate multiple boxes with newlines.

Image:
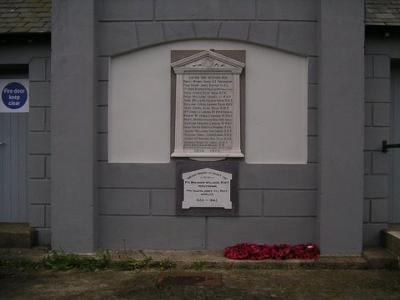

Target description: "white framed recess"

left=108, top=40, right=308, bottom=164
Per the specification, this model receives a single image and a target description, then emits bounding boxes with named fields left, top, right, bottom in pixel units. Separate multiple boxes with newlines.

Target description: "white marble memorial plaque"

left=182, top=168, right=232, bottom=209
left=171, top=50, right=244, bottom=158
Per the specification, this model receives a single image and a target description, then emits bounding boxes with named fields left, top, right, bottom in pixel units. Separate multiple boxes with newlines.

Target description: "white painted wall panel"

left=109, top=40, right=308, bottom=164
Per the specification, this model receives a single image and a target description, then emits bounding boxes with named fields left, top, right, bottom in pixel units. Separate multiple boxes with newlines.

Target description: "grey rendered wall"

left=318, top=0, right=364, bottom=254
left=363, top=30, right=400, bottom=246
left=0, top=43, right=51, bottom=245
left=96, top=0, right=319, bottom=250
left=51, top=0, right=96, bottom=252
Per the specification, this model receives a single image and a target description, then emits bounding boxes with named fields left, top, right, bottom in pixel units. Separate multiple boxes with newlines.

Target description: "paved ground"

left=1, top=247, right=399, bottom=299
left=0, top=247, right=397, bottom=269
left=1, top=268, right=400, bottom=299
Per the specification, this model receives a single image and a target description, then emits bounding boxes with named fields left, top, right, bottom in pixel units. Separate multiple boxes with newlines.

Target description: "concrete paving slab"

left=0, top=223, right=34, bottom=248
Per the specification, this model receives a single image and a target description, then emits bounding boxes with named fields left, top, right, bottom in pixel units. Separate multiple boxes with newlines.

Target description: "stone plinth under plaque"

left=176, top=161, right=238, bottom=216
left=171, top=50, right=245, bottom=158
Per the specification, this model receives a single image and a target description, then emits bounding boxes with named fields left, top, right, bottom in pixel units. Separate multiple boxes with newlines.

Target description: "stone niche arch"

left=107, top=39, right=308, bottom=164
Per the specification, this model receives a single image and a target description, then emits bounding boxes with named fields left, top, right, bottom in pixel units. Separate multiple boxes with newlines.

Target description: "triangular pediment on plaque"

left=171, top=50, right=245, bottom=73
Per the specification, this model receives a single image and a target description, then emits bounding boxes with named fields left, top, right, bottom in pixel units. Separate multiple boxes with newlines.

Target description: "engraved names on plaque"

left=183, top=73, right=233, bottom=151
left=171, top=50, right=244, bottom=158
left=182, top=168, right=232, bottom=209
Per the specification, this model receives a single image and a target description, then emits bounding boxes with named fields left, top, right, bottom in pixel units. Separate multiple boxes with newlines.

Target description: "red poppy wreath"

left=224, top=243, right=320, bottom=260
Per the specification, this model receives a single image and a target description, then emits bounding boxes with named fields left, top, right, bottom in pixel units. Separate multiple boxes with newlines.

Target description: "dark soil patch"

left=1, top=267, right=400, bottom=299
left=157, top=272, right=223, bottom=287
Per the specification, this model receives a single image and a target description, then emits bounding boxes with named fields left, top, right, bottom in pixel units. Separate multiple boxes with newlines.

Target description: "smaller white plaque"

left=182, top=168, right=232, bottom=209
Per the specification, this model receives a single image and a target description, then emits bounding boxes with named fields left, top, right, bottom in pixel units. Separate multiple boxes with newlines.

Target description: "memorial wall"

left=48, top=0, right=367, bottom=254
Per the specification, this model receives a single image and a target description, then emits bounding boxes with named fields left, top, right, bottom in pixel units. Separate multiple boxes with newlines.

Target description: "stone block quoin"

left=363, top=51, right=391, bottom=247
left=28, top=56, right=52, bottom=246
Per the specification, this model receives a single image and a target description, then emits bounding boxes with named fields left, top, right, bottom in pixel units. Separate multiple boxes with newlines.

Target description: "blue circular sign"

left=2, top=82, right=28, bottom=110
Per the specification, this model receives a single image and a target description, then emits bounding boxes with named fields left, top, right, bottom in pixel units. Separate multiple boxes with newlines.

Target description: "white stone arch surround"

left=108, top=39, right=308, bottom=164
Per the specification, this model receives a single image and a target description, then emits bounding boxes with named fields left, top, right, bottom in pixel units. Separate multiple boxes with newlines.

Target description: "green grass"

left=191, top=260, right=207, bottom=270
left=1, top=250, right=177, bottom=272
left=41, top=250, right=112, bottom=271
